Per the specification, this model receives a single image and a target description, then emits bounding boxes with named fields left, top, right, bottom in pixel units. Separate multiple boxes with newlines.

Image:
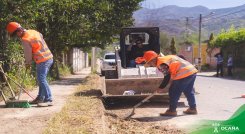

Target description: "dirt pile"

left=104, top=111, right=184, bottom=134
left=44, top=75, right=185, bottom=134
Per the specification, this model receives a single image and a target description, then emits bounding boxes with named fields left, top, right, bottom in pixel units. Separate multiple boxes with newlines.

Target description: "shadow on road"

left=104, top=101, right=186, bottom=110
left=232, top=97, right=244, bottom=99
left=74, top=89, right=102, bottom=97
left=133, top=114, right=188, bottom=122
left=0, top=105, right=5, bottom=108
left=51, top=77, right=87, bottom=85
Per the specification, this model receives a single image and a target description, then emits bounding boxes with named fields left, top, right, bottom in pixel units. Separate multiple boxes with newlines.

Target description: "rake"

left=123, top=93, right=155, bottom=120
left=0, top=64, right=33, bottom=108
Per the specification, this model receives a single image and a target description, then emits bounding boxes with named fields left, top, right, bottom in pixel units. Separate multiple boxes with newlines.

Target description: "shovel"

left=123, top=93, right=155, bottom=120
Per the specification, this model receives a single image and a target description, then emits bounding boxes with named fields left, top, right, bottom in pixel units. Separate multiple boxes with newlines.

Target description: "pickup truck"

left=100, top=52, right=116, bottom=76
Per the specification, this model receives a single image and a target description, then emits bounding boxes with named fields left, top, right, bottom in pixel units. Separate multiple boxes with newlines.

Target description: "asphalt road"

left=131, top=72, right=245, bottom=130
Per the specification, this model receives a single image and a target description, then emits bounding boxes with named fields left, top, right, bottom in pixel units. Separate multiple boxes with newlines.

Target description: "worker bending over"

left=136, top=51, right=198, bottom=116
left=6, top=22, right=53, bottom=107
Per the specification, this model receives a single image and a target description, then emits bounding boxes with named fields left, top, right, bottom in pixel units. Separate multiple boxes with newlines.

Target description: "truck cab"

left=119, top=27, right=160, bottom=68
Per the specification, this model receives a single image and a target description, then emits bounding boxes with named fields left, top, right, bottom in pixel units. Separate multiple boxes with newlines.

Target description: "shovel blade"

left=123, top=109, right=135, bottom=120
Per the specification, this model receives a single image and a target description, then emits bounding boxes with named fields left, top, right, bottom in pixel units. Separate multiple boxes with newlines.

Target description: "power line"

left=188, top=8, right=245, bottom=25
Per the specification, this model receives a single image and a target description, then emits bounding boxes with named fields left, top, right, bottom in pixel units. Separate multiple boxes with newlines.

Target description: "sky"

left=141, top=0, right=245, bottom=9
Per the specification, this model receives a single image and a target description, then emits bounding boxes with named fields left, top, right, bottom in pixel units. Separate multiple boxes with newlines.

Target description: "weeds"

left=44, top=74, right=184, bottom=134
left=58, top=64, right=71, bottom=77
left=44, top=75, right=102, bottom=134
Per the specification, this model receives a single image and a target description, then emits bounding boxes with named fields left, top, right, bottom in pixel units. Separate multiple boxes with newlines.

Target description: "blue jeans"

left=36, top=59, right=53, bottom=101
left=169, top=74, right=197, bottom=111
left=128, top=60, right=136, bottom=67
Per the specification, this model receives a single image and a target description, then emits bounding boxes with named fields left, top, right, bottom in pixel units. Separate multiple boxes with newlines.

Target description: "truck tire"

left=105, top=70, right=118, bottom=79
left=101, top=70, right=105, bottom=76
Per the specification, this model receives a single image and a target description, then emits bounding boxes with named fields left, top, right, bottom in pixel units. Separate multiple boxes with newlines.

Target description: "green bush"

left=58, top=64, right=71, bottom=77
left=0, top=42, right=36, bottom=101
left=4, top=42, right=36, bottom=90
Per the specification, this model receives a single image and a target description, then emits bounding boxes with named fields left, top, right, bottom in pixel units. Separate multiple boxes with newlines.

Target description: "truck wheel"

left=105, top=70, right=118, bottom=79
left=101, top=70, right=105, bottom=76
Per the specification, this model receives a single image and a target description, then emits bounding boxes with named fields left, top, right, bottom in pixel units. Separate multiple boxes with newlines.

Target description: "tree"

left=0, top=0, right=144, bottom=78
left=170, top=37, right=177, bottom=54
left=159, top=32, right=170, bottom=54
left=206, top=33, right=215, bottom=63
left=211, top=28, right=245, bottom=67
left=33, top=0, right=143, bottom=54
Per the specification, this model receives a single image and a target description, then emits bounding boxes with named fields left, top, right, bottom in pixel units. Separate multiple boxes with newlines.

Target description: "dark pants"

left=216, top=64, right=223, bottom=77
left=227, top=66, right=233, bottom=76
left=128, top=60, right=136, bottom=67
left=169, top=74, right=197, bottom=111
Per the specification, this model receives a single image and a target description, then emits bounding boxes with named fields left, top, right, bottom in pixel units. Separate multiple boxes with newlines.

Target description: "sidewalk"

left=0, top=67, right=91, bottom=134
left=197, top=71, right=216, bottom=77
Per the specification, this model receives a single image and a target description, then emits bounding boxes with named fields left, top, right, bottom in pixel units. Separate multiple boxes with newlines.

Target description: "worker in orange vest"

left=6, top=22, right=54, bottom=107
left=136, top=51, right=198, bottom=116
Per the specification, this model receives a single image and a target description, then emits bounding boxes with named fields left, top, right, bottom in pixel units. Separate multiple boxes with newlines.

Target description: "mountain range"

left=133, top=4, right=245, bottom=38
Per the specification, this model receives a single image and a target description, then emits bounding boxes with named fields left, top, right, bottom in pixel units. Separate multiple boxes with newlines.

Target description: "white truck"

left=100, top=52, right=116, bottom=76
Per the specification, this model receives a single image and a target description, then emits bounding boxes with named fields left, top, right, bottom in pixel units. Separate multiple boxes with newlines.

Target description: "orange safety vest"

left=22, top=30, right=53, bottom=64
left=157, top=55, right=198, bottom=80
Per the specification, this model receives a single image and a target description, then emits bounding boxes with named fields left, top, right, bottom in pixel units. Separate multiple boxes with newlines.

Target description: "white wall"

left=69, top=48, right=89, bottom=73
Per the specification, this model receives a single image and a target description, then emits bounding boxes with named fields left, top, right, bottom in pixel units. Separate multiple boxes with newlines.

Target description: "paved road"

left=132, top=72, right=245, bottom=130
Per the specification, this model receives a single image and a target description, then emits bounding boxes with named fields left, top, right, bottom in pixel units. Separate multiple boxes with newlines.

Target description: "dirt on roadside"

left=44, top=74, right=185, bottom=134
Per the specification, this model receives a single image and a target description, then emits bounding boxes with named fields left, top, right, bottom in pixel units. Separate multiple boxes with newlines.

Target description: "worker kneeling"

left=136, top=51, right=198, bottom=116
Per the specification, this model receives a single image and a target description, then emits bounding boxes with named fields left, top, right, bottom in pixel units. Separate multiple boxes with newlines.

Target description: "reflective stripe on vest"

left=157, top=55, right=197, bottom=80
left=22, top=30, right=53, bottom=64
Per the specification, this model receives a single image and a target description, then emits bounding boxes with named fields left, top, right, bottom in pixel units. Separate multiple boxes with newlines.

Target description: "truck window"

left=105, top=55, right=115, bottom=59
left=125, top=32, right=149, bottom=45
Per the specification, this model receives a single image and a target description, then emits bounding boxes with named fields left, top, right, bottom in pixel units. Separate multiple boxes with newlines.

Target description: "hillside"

left=133, top=4, right=245, bottom=38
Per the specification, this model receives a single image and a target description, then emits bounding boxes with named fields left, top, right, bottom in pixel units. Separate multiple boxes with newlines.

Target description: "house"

left=178, top=43, right=220, bottom=68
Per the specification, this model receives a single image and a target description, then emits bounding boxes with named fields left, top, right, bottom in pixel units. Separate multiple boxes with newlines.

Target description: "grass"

left=43, top=75, right=103, bottom=134
left=44, top=74, right=184, bottom=134
left=58, top=64, right=72, bottom=77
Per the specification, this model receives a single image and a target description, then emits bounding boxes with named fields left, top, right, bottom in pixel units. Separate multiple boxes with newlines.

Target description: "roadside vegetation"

left=0, top=0, right=143, bottom=100
left=211, top=27, right=245, bottom=68
left=44, top=74, right=184, bottom=134
left=44, top=75, right=103, bottom=134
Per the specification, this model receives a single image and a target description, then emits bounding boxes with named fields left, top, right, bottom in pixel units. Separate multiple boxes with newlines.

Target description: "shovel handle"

left=0, top=69, right=35, bottom=99
left=133, top=94, right=155, bottom=108
left=0, top=65, right=15, bottom=97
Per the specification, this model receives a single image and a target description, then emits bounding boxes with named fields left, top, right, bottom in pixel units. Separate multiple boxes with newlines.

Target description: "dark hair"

left=11, top=27, right=23, bottom=36
left=136, top=36, right=143, bottom=42
left=220, top=50, right=223, bottom=56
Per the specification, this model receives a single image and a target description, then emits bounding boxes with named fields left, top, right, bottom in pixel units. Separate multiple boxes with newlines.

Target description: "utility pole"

left=185, top=17, right=189, bottom=40
left=198, top=14, right=202, bottom=71
left=91, top=47, right=96, bottom=72
left=197, top=12, right=214, bottom=71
